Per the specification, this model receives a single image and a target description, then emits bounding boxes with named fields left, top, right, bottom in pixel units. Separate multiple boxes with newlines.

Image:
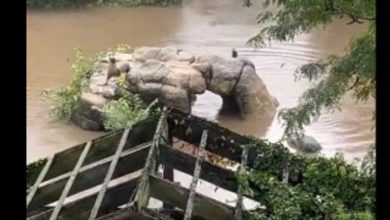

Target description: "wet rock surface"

left=72, top=46, right=278, bottom=130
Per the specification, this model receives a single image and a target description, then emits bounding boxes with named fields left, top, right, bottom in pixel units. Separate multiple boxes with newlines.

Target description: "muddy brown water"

left=27, top=0, right=374, bottom=164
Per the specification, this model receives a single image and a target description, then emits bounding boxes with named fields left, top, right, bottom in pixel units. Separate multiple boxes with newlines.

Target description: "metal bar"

left=183, top=129, right=208, bottom=220
left=27, top=155, right=54, bottom=208
left=88, top=127, right=131, bottom=220
left=49, top=141, right=92, bottom=220
left=235, top=145, right=248, bottom=220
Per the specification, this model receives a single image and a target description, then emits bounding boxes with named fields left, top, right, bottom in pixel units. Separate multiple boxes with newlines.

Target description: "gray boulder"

left=126, top=59, right=207, bottom=113
left=233, top=64, right=277, bottom=118
left=196, top=55, right=242, bottom=96
left=70, top=93, right=108, bottom=131
left=195, top=55, right=278, bottom=118
left=286, top=135, right=322, bottom=153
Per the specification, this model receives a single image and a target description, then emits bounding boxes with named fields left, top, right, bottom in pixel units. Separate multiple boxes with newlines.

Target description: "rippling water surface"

left=27, top=0, right=374, bottom=163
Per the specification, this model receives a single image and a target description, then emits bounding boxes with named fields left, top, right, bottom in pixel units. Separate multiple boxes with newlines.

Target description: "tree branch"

left=324, top=0, right=375, bottom=24
left=346, top=16, right=364, bottom=24
left=347, top=75, right=360, bottom=91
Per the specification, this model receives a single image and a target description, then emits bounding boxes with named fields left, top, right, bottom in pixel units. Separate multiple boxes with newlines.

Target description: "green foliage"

left=244, top=0, right=376, bottom=138
left=100, top=94, right=158, bottom=130
left=333, top=211, right=374, bottom=220
left=114, top=44, right=134, bottom=54
left=41, top=44, right=133, bottom=121
left=41, top=47, right=97, bottom=120
left=97, top=53, right=160, bottom=131
left=40, top=43, right=155, bottom=132
left=239, top=141, right=375, bottom=219
left=247, top=0, right=375, bottom=46
left=27, top=0, right=182, bottom=9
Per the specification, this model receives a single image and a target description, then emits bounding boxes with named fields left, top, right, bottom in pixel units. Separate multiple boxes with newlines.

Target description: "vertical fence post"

left=235, top=145, right=248, bottom=220
left=132, top=110, right=168, bottom=211
left=183, top=129, right=208, bottom=220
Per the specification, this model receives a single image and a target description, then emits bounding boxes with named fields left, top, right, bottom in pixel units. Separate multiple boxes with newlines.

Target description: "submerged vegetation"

left=27, top=0, right=182, bottom=9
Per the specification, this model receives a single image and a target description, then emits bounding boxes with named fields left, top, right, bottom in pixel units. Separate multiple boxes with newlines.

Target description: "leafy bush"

left=41, top=47, right=97, bottom=120
left=239, top=141, right=375, bottom=219
left=333, top=211, right=374, bottom=220
left=41, top=44, right=134, bottom=121
left=99, top=94, right=158, bottom=130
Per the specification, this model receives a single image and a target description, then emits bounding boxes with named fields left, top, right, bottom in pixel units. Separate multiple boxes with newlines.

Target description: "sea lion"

left=232, top=48, right=238, bottom=58
left=232, top=48, right=255, bottom=70
left=104, top=57, right=120, bottom=85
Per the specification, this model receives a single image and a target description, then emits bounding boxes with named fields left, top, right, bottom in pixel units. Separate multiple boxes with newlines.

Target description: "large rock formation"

left=194, top=55, right=278, bottom=118
left=71, top=46, right=279, bottom=130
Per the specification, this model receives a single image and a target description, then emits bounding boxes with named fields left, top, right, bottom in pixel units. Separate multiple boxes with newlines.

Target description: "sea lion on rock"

left=232, top=48, right=238, bottom=58
left=75, top=46, right=279, bottom=131
left=104, top=57, right=120, bottom=85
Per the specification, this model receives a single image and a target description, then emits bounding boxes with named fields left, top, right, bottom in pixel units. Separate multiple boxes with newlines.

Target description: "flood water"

left=27, top=0, right=374, bottom=163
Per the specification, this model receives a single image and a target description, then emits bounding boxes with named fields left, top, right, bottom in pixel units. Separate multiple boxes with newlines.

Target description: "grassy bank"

left=27, top=0, right=182, bottom=9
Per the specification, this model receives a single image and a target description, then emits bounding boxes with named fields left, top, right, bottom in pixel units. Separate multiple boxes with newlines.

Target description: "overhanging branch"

left=325, top=0, right=375, bottom=24
left=347, top=75, right=360, bottom=91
